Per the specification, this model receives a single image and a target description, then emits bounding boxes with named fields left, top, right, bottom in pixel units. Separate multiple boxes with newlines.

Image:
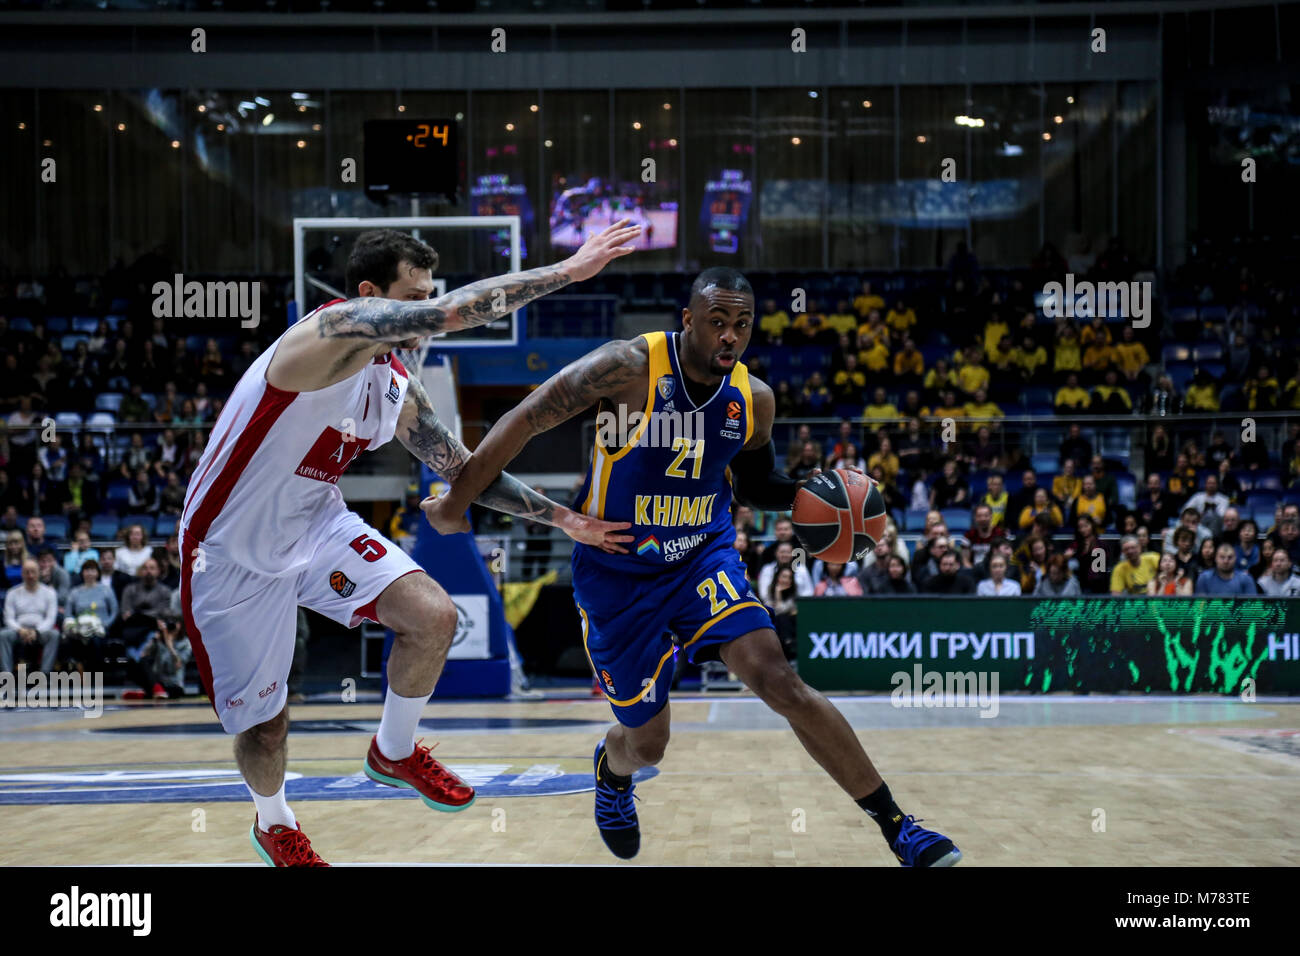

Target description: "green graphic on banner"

left=796, top=598, right=1300, bottom=694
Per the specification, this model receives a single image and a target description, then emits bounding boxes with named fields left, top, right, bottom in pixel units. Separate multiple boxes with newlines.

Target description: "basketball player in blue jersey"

left=427, top=268, right=960, bottom=866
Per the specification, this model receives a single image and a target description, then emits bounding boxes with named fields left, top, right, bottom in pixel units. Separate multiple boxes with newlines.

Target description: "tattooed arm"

left=396, top=374, right=634, bottom=552
left=424, top=338, right=649, bottom=532
left=318, top=220, right=639, bottom=342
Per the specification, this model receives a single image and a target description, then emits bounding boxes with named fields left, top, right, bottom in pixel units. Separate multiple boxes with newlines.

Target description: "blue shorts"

left=571, top=535, right=774, bottom=728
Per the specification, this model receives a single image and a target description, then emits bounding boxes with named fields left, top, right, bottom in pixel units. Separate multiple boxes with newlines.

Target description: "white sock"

left=248, top=781, right=295, bottom=832
left=376, top=688, right=429, bottom=761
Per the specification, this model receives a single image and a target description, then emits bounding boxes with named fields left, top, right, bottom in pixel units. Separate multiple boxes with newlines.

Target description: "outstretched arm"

left=395, top=374, right=633, bottom=552
left=317, top=221, right=640, bottom=344
left=426, top=338, right=648, bottom=528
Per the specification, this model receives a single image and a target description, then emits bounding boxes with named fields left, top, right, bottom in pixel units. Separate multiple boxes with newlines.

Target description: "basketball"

left=792, top=469, right=888, bottom=564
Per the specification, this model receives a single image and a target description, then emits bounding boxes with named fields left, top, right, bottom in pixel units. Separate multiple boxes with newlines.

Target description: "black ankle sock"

left=597, top=750, right=632, bottom=792
left=856, top=783, right=905, bottom=841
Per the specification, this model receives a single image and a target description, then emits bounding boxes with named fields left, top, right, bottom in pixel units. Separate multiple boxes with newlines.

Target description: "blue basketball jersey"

left=572, top=330, right=755, bottom=573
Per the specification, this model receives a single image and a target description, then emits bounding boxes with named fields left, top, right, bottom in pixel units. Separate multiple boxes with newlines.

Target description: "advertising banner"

left=797, top=597, right=1300, bottom=694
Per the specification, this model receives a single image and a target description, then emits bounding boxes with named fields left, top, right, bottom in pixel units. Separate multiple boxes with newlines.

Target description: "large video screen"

left=549, top=175, right=677, bottom=250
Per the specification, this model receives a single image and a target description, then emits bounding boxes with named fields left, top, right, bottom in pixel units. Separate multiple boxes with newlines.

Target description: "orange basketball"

left=791, top=469, right=888, bottom=564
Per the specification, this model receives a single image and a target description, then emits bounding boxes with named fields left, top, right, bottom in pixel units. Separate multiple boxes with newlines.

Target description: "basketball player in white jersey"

left=180, top=222, right=639, bottom=866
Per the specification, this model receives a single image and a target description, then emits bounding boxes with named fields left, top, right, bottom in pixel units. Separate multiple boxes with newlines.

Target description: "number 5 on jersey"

left=696, top=570, right=741, bottom=615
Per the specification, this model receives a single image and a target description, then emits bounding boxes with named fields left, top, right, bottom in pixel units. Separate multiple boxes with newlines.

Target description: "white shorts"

left=181, top=505, right=422, bottom=734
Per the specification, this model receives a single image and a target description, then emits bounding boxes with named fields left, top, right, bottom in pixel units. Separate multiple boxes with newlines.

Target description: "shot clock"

left=363, top=119, right=460, bottom=201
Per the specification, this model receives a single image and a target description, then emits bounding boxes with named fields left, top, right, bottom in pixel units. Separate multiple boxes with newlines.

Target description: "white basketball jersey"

left=180, top=304, right=410, bottom=576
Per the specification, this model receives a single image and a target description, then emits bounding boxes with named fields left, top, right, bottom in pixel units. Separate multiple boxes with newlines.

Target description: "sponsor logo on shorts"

left=258, top=681, right=278, bottom=699
left=386, top=372, right=401, bottom=403
left=330, top=570, right=356, bottom=598
left=225, top=697, right=244, bottom=708
left=656, top=374, right=675, bottom=400
left=600, top=670, right=616, bottom=695
left=635, top=535, right=661, bottom=556
left=662, top=531, right=709, bottom=562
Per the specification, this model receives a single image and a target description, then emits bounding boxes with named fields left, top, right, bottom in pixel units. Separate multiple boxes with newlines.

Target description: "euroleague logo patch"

left=329, top=570, right=356, bottom=598
left=600, top=670, right=617, bottom=695
left=386, top=372, right=401, bottom=403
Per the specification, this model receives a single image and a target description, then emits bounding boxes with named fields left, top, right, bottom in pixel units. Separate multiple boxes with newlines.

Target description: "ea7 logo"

left=258, top=681, right=278, bottom=699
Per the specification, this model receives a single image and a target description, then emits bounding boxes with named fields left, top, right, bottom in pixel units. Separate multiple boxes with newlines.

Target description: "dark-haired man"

left=180, top=224, right=638, bottom=866
left=427, top=266, right=961, bottom=868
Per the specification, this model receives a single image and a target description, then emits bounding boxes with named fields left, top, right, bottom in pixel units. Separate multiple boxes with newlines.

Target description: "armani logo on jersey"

left=295, top=427, right=372, bottom=484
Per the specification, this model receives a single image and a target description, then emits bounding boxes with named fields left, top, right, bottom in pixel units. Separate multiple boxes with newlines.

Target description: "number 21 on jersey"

left=665, top=437, right=705, bottom=479
left=696, top=570, right=741, bottom=615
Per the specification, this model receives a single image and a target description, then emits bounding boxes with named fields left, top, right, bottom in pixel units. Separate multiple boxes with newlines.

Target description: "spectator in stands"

left=118, top=382, right=151, bottom=425
left=62, top=529, right=99, bottom=577
left=923, top=550, right=975, bottom=594
left=150, top=428, right=181, bottom=480
left=961, top=424, right=1002, bottom=472
left=1184, top=475, right=1231, bottom=534
left=758, top=298, right=791, bottom=344
left=767, top=568, right=800, bottom=658
left=86, top=320, right=109, bottom=356
left=114, top=523, right=154, bottom=577
left=1195, top=543, right=1257, bottom=595
left=1111, top=535, right=1160, bottom=595
left=19, top=462, right=59, bottom=517
left=198, top=337, right=230, bottom=389
left=813, top=561, right=863, bottom=597
left=126, top=467, right=160, bottom=516
left=1068, top=474, right=1108, bottom=530
left=156, top=470, right=185, bottom=517
left=857, top=539, right=892, bottom=592
left=1018, top=537, right=1051, bottom=592
left=1144, top=375, right=1183, bottom=417
left=1052, top=322, right=1082, bottom=380
left=1058, top=423, right=1091, bottom=471
left=1163, top=507, right=1213, bottom=554
left=1087, top=456, right=1118, bottom=516
left=978, top=472, right=1009, bottom=529
left=1193, top=537, right=1219, bottom=576
left=773, top=381, right=798, bottom=418
left=1148, top=552, right=1193, bottom=596
left=1019, top=487, right=1062, bottom=532
left=826, top=420, right=855, bottom=463
left=788, top=441, right=822, bottom=483
left=1270, top=518, right=1300, bottom=566
left=75, top=433, right=104, bottom=478
left=962, top=503, right=1004, bottom=565
left=1090, top=369, right=1133, bottom=414
left=911, top=534, right=952, bottom=589
left=971, top=539, right=1015, bottom=585
left=62, top=558, right=117, bottom=672
left=853, top=279, right=885, bottom=321
left=1165, top=453, right=1197, bottom=504
left=1243, top=364, right=1279, bottom=411
left=930, top=459, right=969, bottom=510
left=1, top=558, right=59, bottom=675
left=116, top=432, right=151, bottom=481
left=60, top=461, right=97, bottom=529
left=1235, top=519, right=1260, bottom=573
left=799, top=372, right=832, bottom=416
left=1168, top=527, right=1198, bottom=577
left=759, top=516, right=799, bottom=565
left=976, top=553, right=1021, bottom=596
left=885, top=298, right=917, bottom=337
left=732, top=531, right=763, bottom=587
left=758, top=541, right=813, bottom=605
left=24, top=516, right=48, bottom=554
left=923, top=357, right=957, bottom=399
left=862, top=386, right=899, bottom=422
left=1214, top=459, right=1242, bottom=505
left=868, top=554, right=916, bottom=595
left=1250, top=538, right=1278, bottom=579
left=1113, top=326, right=1150, bottom=385
left=930, top=389, right=966, bottom=425
left=1081, top=334, right=1113, bottom=384
left=956, top=345, right=990, bottom=398
left=1031, top=552, right=1079, bottom=596
left=892, top=336, right=924, bottom=386
left=175, top=399, right=205, bottom=429
left=826, top=441, right=864, bottom=474
left=38, top=434, right=70, bottom=484
left=97, top=548, right=131, bottom=602
left=117, top=555, right=173, bottom=658
left=963, top=389, right=1003, bottom=428
left=859, top=438, right=893, bottom=484
left=1053, top=459, right=1081, bottom=508
left=855, top=326, right=891, bottom=376
left=1054, top=372, right=1090, bottom=413
left=1217, top=506, right=1242, bottom=546
left=1204, top=430, right=1233, bottom=470
left=152, top=542, right=180, bottom=591
left=825, top=300, right=857, bottom=339
left=1258, top=548, right=1300, bottom=597
left=35, top=547, right=70, bottom=610
left=1146, top=423, right=1175, bottom=472
left=0, top=508, right=17, bottom=536
left=1009, top=333, right=1048, bottom=384
left=103, top=339, right=131, bottom=390
left=1183, top=369, right=1220, bottom=412
left=3, top=530, right=29, bottom=588
left=829, top=351, right=866, bottom=402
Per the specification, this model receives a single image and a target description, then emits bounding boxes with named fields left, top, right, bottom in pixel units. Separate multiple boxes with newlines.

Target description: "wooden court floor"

left=1, top=694, right=1297, bottom=866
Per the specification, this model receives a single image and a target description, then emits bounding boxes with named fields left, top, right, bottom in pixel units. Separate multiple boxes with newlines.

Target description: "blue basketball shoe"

left=890, top=815, right=962, bottom=867
left=593, top=741, right=640, bottom=859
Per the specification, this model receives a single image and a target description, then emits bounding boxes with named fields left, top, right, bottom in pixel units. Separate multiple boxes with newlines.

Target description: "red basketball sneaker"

left=249, top=819, right=330, bottom=867
left=363, top=737, right=476, bottom=811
